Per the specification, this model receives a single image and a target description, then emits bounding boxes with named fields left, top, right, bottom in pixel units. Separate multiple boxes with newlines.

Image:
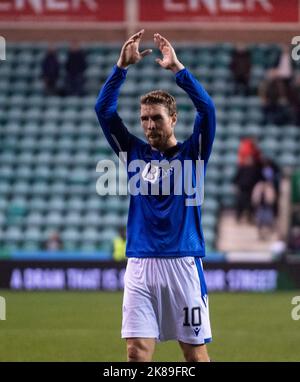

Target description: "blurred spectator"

left=259, top=68, right=291, bottom=125
left=261, top=157, right=280, bottom=189
left=230, top=44, right=251, bottom=95
left=288, top=226, right=300, bottom=252
left=41, top=46, right=60, bottom=95
left=64, top=42, right=87, bottom=96
left=112, top=227, right=126, bottom=262
left=251, top=177, right=276, bottom=240
left=289, top=73, right=300, bottom=126
left=260, top=45, right=294, bottom=125
left=260, top=157, right=281, bottom=216
left=233, top=154, right=261, bottom=223
left=272, top=45, right=293, bottom=85
left=42, top=231, right=63, bottom=251
left=238, top=137, right=261, bottom=166
left=273, top=45, right=293, bottom=82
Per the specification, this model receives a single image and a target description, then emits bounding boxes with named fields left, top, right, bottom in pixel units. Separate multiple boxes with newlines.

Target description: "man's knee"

left=180, top=343, right=210, bottom=362
left=127, top=344, right=144, bottom=361
left=126, top=340, right=154, bottom=362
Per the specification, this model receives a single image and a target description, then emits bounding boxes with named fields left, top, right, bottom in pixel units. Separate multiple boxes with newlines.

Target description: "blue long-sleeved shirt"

left=95, top=65, right=216, bottom=258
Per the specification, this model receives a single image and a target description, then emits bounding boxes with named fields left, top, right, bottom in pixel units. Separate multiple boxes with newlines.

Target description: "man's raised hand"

left=154, top=33, right=184, bottom=73
left=117, top=29, right=152, bottom=69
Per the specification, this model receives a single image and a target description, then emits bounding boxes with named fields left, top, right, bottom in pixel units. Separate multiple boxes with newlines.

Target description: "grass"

left=0, top=290, right=299, bottom=362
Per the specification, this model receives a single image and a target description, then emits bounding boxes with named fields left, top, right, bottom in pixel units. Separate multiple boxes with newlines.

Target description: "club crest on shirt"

left=142, top=162, right=174, bottom=184
left=142, top=162, right=160, bottom=184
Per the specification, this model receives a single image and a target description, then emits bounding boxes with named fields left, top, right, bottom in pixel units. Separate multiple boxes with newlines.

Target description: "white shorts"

left=121, top=257, right=212, bottom=345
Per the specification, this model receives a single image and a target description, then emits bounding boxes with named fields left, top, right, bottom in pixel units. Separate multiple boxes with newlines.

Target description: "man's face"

left=140, top=104, right=177, bottom=150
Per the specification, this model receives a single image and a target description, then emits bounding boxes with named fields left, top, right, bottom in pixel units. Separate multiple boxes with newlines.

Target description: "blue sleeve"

left=95, top=65, right=137, bottom=157
left=175, top=68, right=216, bottom=163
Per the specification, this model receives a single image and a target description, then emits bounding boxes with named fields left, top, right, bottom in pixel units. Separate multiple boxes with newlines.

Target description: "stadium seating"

left=0, top=42, right=299, bottom=256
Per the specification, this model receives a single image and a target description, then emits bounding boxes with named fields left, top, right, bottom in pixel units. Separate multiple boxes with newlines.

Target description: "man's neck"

left=151, top=136, right=178, bottom=153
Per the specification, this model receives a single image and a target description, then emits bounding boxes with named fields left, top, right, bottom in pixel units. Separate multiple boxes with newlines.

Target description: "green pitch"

left=0, top=290, right=299, bottom=362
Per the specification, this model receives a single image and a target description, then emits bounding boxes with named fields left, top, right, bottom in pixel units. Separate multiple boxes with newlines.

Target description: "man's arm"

left=95, top=30, right=152, bottom=156
left=95, top=65, right=133, bottom=156
left=154, top=33, right=216, bottom=163
left=176, top=68, right=216, bottom=163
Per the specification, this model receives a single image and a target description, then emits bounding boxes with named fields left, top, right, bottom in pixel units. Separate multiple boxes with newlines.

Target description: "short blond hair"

left=141, top=90, right=177, bottom=116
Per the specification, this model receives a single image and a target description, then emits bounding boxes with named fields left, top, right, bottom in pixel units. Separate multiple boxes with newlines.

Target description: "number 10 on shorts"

left=183, top=307, right=201, bottom=327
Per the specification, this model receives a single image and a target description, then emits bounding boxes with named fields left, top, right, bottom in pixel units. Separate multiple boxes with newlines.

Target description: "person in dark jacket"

left=230, top=44, right=251, bottom=95
left=41, top=46, right=60, bottom=95
left=64, top=42, right=87, bottom=96
left=233, top=155, right=261, bottom=222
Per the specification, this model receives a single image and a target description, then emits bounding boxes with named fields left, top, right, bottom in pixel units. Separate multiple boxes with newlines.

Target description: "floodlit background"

left=0, top=0, right=300, bottom=361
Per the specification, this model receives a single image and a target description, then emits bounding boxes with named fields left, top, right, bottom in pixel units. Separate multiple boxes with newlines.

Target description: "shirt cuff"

left=175, top=67, right=187, bottom=79
left=114, top=64, right=128, bottom=74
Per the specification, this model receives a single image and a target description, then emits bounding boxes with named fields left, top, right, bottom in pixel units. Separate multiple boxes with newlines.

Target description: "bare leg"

left=179, top=341, right=210, bottom=362
left=126, top=338, right=156, bottom=362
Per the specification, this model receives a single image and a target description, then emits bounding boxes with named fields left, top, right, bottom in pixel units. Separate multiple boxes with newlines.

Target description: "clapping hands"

left=117, top=30, right=184, bottom=73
